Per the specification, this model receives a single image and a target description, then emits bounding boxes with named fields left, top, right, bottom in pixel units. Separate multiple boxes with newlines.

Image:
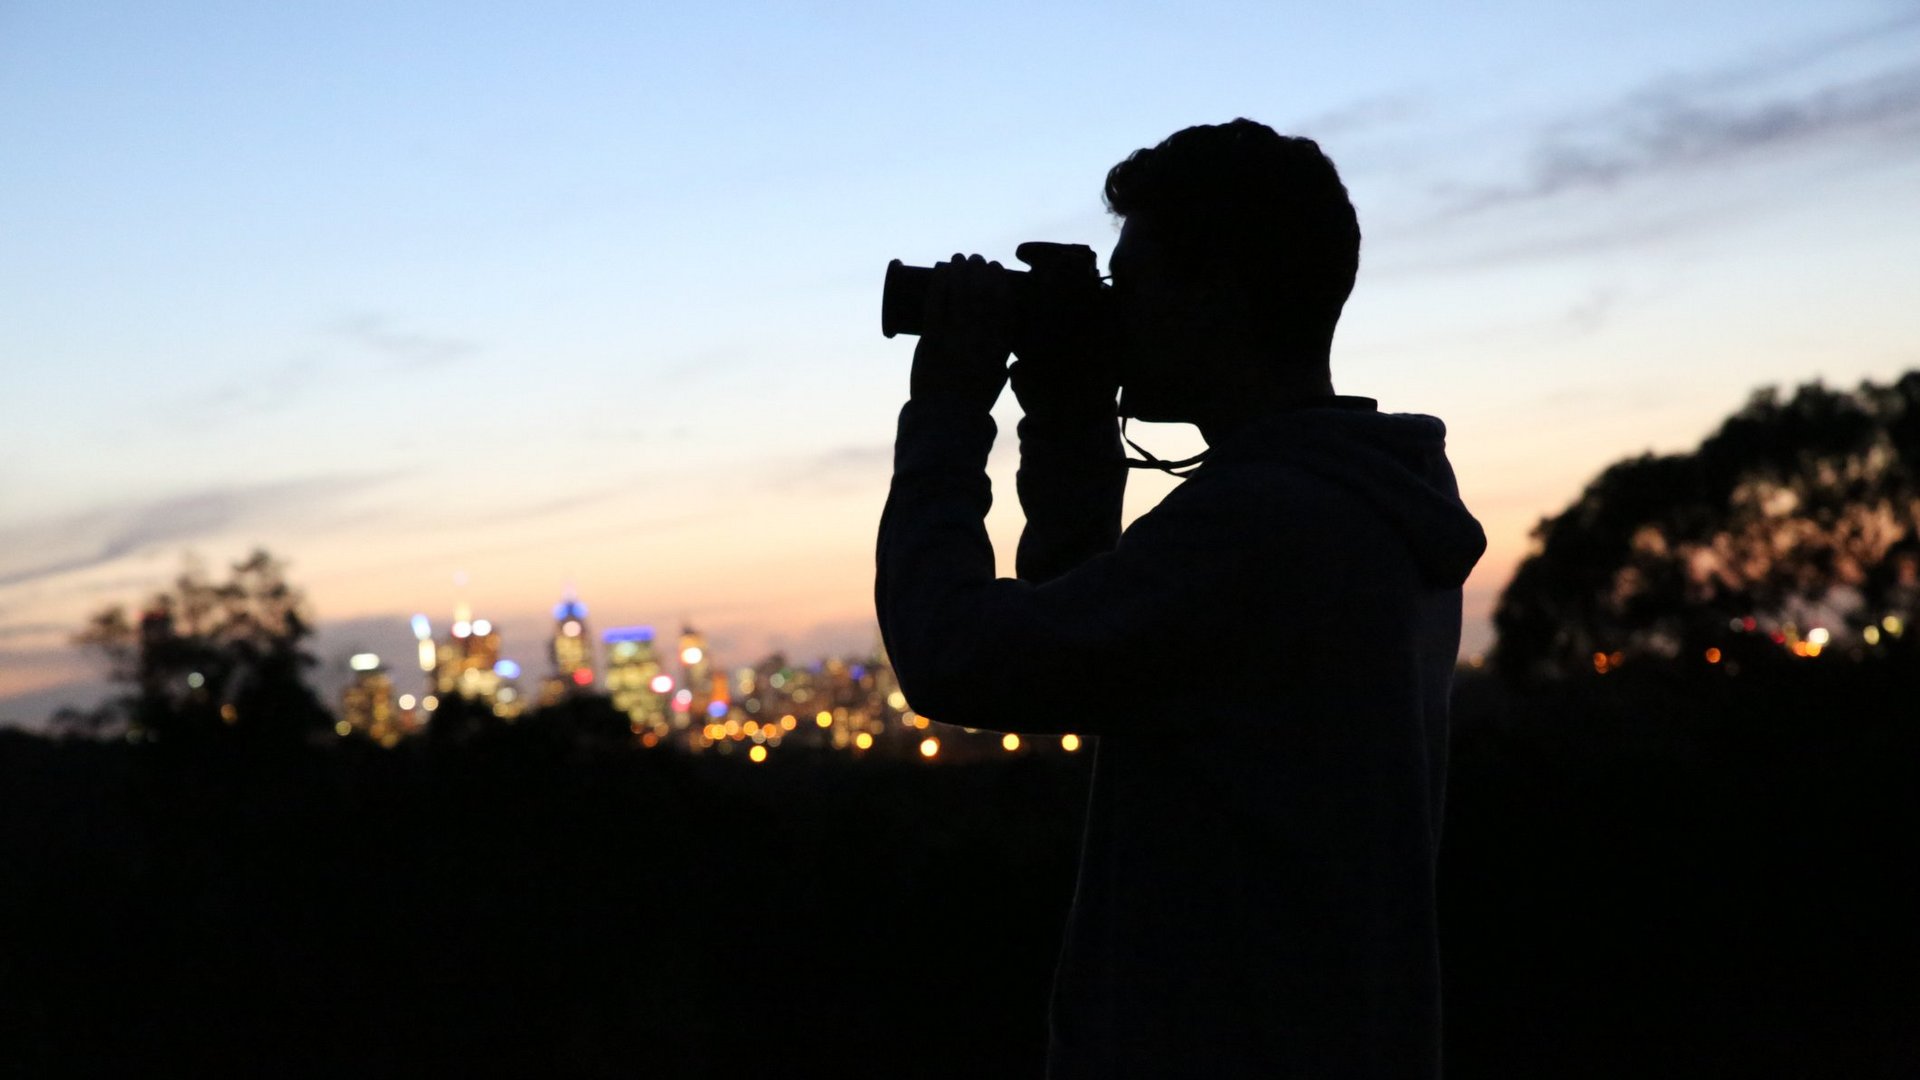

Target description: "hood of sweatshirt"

left=1201, top=402, right=1488, bottom=589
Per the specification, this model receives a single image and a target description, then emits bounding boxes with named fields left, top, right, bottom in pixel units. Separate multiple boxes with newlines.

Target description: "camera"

left=881, top=241, right=1112, bottom=353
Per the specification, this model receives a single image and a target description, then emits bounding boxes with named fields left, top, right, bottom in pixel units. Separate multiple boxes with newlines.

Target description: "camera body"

left=881, top=242, right=1112, bottom=356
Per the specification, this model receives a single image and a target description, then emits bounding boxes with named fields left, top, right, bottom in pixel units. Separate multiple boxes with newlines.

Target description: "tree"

left=74, top=549, right=330, bottom=743
left=1491, top=372, right=1920, bottom=684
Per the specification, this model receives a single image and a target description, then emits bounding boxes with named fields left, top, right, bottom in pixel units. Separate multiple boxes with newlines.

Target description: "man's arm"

left=1010, top=367, right=1126, bottom=585
left=873, top=254, right=1303, bottom=735
left=876, top=397, right=1287, bottom=735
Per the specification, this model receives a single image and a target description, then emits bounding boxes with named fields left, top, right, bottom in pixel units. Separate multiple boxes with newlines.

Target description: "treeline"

left=3, top=658, right=1914, bottom=1078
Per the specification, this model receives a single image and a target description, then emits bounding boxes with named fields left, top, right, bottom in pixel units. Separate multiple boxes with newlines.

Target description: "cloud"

left=0, top=622, right=69, bottom=642
left=0, top=473, right=394, bottom=593
left=1563, top=287, right=1620, bottom=336
left=1440, top=37, right=1920, bottom=216
left=773, top=444, right=894, bottom=492
left=329, top=313, right=479, bottom=369
left=197, top=355, right=324, bottom=415
left=1289, top=93, right=1423, bottom=139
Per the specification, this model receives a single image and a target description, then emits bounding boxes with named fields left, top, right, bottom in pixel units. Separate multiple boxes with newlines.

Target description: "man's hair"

left=1104, top=118, right=1361, bottom=355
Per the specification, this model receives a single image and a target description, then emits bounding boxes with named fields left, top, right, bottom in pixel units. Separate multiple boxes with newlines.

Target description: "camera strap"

left=1120, top=417, right=1209, bottom=478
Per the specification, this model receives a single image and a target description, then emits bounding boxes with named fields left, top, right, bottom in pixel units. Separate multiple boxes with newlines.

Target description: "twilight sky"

left=4, top=1, right=1919, bottom=724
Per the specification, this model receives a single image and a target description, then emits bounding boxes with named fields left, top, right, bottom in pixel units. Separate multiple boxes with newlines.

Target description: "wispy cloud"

left=199, top=355, right=324, bottom=415
left=774, top=444, right=894, bottom=493
left=1563, top=287, right=1620, bottom=336
left=1290, top=93, right=1423, bottom=140
left=0, top=473, right=394, bottom=593
left=329, top=313, right=479, bottom=369
left=0, top=622, right=69, bottom=642
left=1439, top=25, right=1920, bottom=216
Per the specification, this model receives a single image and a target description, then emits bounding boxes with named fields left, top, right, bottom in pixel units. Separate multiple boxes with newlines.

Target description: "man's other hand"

left=1009, top=278, right=1118, bottom=422
left=911, top=254, right=1011, bottom=413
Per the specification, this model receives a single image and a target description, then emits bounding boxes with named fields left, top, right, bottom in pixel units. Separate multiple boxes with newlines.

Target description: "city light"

left=749, top=745, right=768, bottom=763
left=186, top=672, right=204, bottom=689
left=334, top=720, right=352, bottom=737
left=1865, top=625, right=1882, bottom=645
left=1886, top=615, right=1905, bottom=636
left=1062, top=734, right=1081, bottom=752
left=1807, top=627, right=1831, bottom=646
left=338, top=600, right=1090, bottom=760
left=1704, top=648, right=1722, bottom=664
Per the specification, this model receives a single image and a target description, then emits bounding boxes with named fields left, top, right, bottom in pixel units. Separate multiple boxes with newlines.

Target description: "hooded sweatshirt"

left=875, top=393, right=1486, bottom=1079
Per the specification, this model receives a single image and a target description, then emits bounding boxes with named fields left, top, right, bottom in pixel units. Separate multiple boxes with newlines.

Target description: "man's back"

left=876, top=397, right=1484, bottom=1078
left=1040, top=406, right=1477, bottom=1078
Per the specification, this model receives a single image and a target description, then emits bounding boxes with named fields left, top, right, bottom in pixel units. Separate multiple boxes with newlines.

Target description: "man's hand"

left=1009, top=249, right=1119, bottom=421
left=1009, top=345, right=1119, bottom=422
left=911, top=253, right=1012, bottom=413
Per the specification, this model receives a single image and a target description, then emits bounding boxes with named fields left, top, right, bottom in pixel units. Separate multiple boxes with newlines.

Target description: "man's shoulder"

left=1122, top=459, right=1383, bottom=555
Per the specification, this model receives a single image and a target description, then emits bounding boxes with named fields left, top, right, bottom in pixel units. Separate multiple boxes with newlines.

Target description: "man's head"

left=1104, top=119, right=1360, bottom=424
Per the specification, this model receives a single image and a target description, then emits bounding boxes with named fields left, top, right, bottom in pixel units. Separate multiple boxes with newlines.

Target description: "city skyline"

left=6, top=2, right=1920, bottom=725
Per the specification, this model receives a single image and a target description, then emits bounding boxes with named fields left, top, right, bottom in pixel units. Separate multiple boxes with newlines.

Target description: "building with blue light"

left=604, top=625, right=669, bottom=735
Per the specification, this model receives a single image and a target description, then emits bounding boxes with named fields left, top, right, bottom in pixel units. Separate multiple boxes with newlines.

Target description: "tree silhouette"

left=74, top=548, right=330, bottom=743
left=1492, top=372, right=1920, bottom=683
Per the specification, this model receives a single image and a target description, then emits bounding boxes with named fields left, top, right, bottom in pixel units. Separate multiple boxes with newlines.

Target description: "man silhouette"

left=875, top=119, right=1486, bottom=1079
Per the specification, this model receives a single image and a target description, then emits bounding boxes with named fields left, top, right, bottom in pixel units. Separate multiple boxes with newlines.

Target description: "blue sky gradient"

left=5, top=1, right=1919, bottom=721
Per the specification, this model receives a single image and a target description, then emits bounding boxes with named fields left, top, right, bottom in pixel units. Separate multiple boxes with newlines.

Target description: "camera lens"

left=881, top=260, right=933, bottom=339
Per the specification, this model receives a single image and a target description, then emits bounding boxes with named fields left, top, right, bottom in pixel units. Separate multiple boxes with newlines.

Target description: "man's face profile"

left=1110, top=217, right=1212, bottom=425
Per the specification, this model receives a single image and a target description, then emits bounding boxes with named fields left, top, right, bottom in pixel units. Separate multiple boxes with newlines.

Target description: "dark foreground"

left=3, top=666, right=1915, bottom=1078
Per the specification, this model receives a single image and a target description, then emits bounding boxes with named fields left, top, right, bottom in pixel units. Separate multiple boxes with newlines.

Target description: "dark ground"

left=3, top=664, right=1915, bottom=1078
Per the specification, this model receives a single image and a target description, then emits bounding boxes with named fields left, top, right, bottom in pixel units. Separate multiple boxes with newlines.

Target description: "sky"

left=4, top=1, right=1919, bottom=725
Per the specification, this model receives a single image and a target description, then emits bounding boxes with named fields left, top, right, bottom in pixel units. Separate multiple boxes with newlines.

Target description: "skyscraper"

left=341, top=652, right=398, bottom=745
left=604, top=625, right=669, bottom=735
left=538, top=594, right=597, bottom=707
left=675, top=626, right=711, bottom=731
left=435, top=605, right=504, bottom=706
left=551, top=594, right=594, bottom=683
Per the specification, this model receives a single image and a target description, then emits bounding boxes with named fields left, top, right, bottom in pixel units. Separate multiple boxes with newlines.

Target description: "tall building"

left=604, top=625, right=669, bottom=735
left=540, top=594, right=596, bottom=706
left=674, top=626, right=711, bottom=731
left=435, top=604, right=504, bottom=706
left=551, top=594, right=594, bottom=684
left=341, top=652, right=398, bottom=745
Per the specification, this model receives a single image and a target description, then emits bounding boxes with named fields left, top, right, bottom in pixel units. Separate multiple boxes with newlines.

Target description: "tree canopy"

left=1492, top=372, right=1920, bottom=683
left=73, top=548, right=329, bottom=742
